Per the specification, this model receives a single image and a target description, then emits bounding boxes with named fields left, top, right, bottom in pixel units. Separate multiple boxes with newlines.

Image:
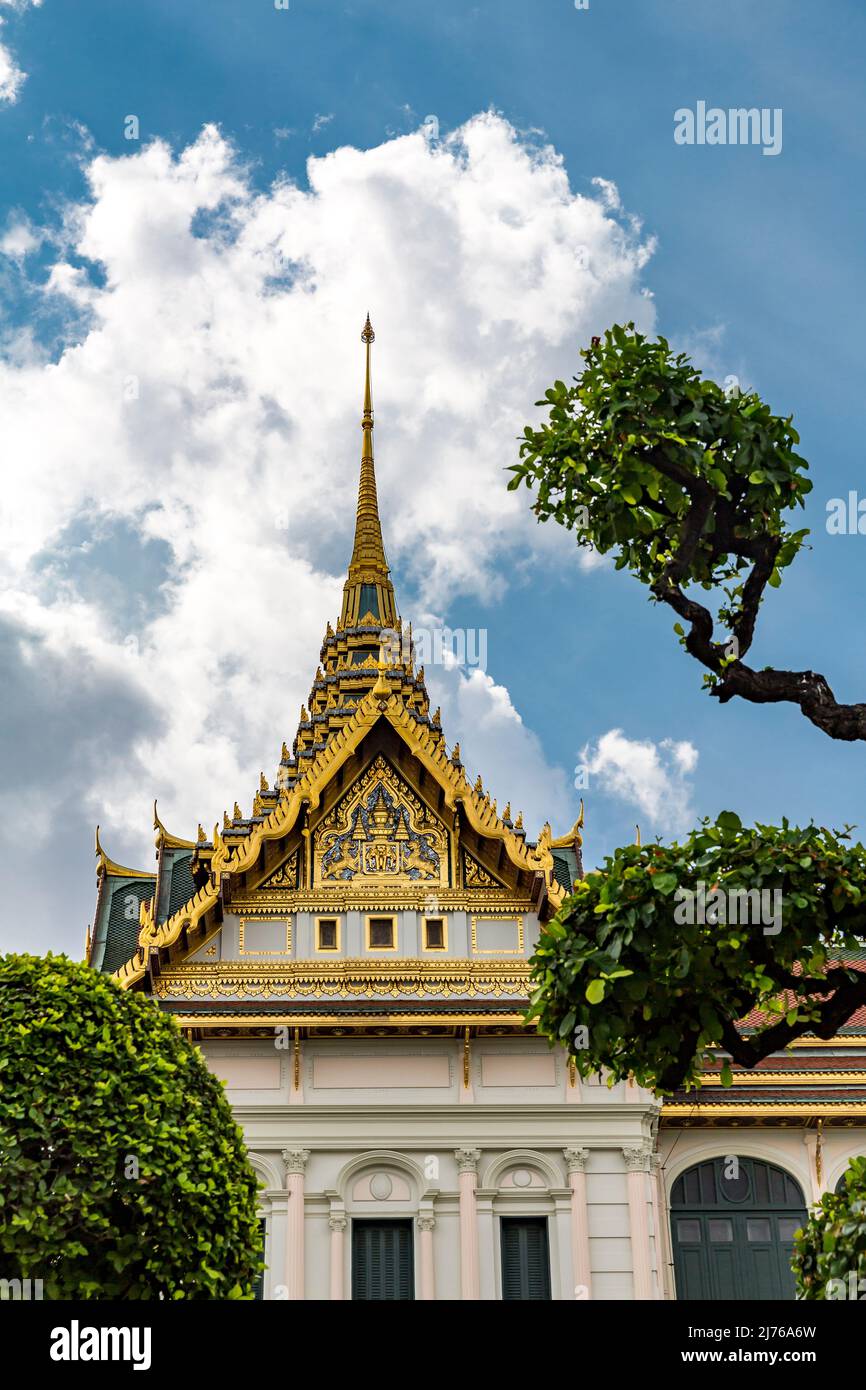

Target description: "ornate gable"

left=314, top=755, right=449, bottom=888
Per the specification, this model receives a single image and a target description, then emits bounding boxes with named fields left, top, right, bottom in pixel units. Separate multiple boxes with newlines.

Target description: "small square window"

left=368, top=917, right=395, bottom=949
left=317, top=919, right=338, bottom=951
left=747, top=1218, right=772, bottom=1243
left=676, top=1219, right=702, bottom=1243
left=424, top=918, right=445, bottom=950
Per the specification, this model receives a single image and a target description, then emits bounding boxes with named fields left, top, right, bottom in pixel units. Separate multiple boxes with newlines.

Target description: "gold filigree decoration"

left=259, top=851, right=299, bottom=891
left=462, top=850, right=502, bottom=890
left=314, top=755, right=448, bottom=887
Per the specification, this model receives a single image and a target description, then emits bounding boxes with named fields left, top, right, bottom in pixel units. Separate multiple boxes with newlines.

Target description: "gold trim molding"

left=154, top=958, right=532, bottom=1001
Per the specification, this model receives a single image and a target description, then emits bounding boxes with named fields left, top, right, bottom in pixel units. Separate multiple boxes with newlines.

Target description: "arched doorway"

left=671, top=1156, right=807, bottom=1301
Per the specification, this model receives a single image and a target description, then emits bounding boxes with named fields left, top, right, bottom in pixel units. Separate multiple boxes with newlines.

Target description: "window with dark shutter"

left=424, top=918, right=445, bottom=949
left=500, top=1217, right=551, bottom=1300
left=351, top=1220, right=414, bottom=1300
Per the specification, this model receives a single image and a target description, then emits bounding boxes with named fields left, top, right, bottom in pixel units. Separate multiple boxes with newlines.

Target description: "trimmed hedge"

left=0, top=953, right=262, bottom=1299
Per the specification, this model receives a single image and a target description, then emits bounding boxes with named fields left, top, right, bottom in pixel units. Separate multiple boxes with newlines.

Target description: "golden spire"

left=340, top=316, right=397, bottom=629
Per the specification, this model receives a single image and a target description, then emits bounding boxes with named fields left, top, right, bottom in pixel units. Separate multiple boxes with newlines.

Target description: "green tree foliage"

left=0, top=953, right=263, bottom=1299
left=510, top=324, right=866, bottom=741
left=793, top=1156, right=866, bottom=1299
left=527, top=813, right=866, bottom=1092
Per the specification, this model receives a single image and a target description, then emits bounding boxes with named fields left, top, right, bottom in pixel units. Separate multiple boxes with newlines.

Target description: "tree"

left=793, top=1156, right=866, bottom=1299
left=509, top=324, right=866, bottom=741
left=0, top=953, right=262, bottom=1299
left=527, top=811, right=866, bottom=1092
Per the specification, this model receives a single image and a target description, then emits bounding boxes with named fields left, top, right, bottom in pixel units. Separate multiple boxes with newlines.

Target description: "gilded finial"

left=417, top=664, right=425, bottom=684
left=223, top=810, right=230, bottom=830
left=300, top=705, right=309, bottom=724
left=233, top=801, right=242, bottom=820
left=281, top=742, right=289, bottom=761
left=515, top=812, right=524, bottom=831
left=361, top=313, right=375, bottom=345
left=432, top=706, right=441, bottom=727
left=315, top=666, right=323, bottom=683
left=326, top=620, right=334, bottom=639
left=197, top=823, right=206, bottom=843
left=503, top=801, right=511, bottom=821
left=260, top=772, right=269, bottom=793
left=474, top=774, right=483, bottom=794
left=550, top=801, right=585, bottom=850
left=452, top=742, right=461, bottom=763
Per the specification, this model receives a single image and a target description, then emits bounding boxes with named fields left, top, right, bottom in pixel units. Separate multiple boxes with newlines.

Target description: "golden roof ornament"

left=197, top=823, right=206, bottom=843
left=551, top=801, right=585, bottom=849
left=260, top=772, right=269, bottom=792
left=515, top=812, right=524, bottom=831
left=300, top=705, right=309, bottom=723
left=474, top=774, right=483, bottom=794
left=503, top=801, right=512, bottom=821
left=281, top=741, right=289, bottom=761
left=432, top=706, right=441, bottom=727
left=452, top=742, right=461, bottom=763
left=223, top=810, right=231, bottom=830
left=233, top=801, right=242, bottom=820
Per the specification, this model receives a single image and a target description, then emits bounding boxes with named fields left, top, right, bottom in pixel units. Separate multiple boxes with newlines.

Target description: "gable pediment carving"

left=313, top=755, right=449, bottom=887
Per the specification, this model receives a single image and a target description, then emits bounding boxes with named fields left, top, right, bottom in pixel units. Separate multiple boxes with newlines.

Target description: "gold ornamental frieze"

left=154, top=958, right=531, bottom=1001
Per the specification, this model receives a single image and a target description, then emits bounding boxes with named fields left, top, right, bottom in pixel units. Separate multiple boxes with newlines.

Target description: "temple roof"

left=94, top=319, right=573, bottom=990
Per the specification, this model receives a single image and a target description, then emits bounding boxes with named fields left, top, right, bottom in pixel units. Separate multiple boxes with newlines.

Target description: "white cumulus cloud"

left=0, top=0, right=42, bottom=105
left=0, top=113, right=656, bottom=949
left=581, top=728, right=699, bottom=836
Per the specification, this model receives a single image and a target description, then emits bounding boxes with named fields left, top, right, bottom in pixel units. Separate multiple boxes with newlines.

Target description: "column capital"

left=281, top=1147, right=311, bottom=1175
left=622, top=1145, right=652, bottom=1173
left=454, top=1147, right=481, bottom=1173
left=328, top=1213, right=348, bottom=1233
left=563, top=1147, right=591, bottom=1173
left=417, top=1214, right=437, bottom=1233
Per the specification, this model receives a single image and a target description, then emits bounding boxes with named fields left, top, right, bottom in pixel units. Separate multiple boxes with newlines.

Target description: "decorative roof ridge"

left=153, top=800, right=197, bottom=852
left=95, top=825, right=154, bottom=882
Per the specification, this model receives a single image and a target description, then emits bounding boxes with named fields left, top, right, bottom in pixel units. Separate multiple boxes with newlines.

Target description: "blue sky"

left=1, top=0, right=864, bottom=953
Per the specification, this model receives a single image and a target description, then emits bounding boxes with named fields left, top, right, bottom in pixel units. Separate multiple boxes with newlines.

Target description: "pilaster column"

left=281, top=1148, right=310, bottom=1300
left=651, top=1154, right=673, bottom=1300
left=329, top=1212, right=347, bottom=1301
left=623, top=1145, right=653, bottom=1301
left=417, top=1215, right=436, bottom=1300
left=454, top=1147, right=481, bottom=1300
left=563, top=1147, right=592, bottom=1299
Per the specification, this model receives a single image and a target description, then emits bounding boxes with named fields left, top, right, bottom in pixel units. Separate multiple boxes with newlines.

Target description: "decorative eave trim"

left=94, top=825, right=154, bottom=882
left=153, top=800, right=196, bottom=851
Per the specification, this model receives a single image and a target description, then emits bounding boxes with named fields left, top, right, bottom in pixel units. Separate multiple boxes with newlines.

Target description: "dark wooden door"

left=671, top=1158, right=807, bottom=1301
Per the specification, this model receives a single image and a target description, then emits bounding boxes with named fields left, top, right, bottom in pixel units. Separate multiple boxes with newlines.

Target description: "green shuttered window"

left=352, top=1220, right=414, bottom=1301
left=500, top=1217, right=551, bottom=1300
